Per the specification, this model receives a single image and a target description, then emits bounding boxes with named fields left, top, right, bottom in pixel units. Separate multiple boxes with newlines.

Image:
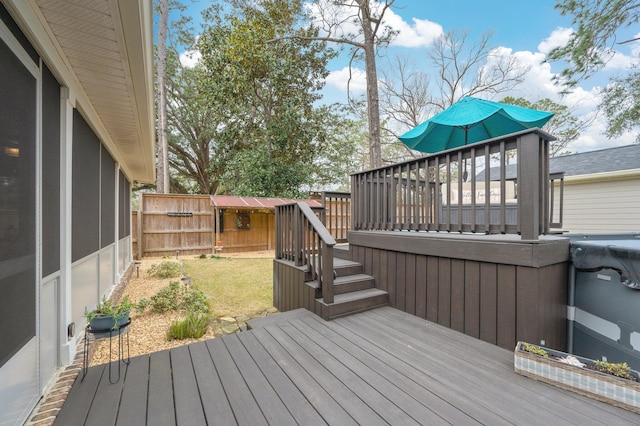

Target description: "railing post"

left=322, top=242, right=334, bottom=304
left=517, top=132, right=544, bottom=240
left=275, top=206, right=281, bottom=258
left=293, top=206, right=302, bottom=266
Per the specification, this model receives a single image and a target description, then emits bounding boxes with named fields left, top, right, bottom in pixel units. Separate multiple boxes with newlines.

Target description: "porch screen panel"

left=42, top=64, right=61, bottom=276
left=100, top=145, right=115, bottom=247
left=0, top=37, right=36, bottom=367
left=119, top=171, right=130, bottom=239
left=72, top=110, right=100, bottom=262
left=0, top=3, right=38, bottom=64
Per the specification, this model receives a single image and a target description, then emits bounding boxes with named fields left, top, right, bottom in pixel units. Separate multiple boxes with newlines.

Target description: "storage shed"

left=211, top=196, right=322, bottom=253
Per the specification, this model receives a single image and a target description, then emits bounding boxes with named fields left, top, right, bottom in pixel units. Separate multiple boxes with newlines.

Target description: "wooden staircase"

left=307, top=248, right=388, bottom=320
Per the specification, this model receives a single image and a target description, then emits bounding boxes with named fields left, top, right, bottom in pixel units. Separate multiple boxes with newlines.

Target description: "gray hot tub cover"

left=570, top=240, right=640, bottom=289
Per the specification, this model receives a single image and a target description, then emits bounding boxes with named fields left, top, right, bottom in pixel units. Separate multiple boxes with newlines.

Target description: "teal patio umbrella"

left=399, top=96, right=554, bottom=153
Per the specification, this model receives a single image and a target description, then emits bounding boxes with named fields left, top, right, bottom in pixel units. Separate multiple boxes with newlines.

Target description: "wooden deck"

left=56, top=307, right=639, bottom=425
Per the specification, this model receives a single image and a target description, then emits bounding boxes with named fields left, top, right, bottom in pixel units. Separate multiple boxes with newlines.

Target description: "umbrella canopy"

left=399, top=96, right=554, bottom=153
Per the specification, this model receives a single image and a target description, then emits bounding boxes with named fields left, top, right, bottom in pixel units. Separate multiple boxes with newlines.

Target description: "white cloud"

left=326, top=66, right=367, bottom=92
left=602, top=50, right=635, bottom=70
left=487, top=47, right=560, bottom=101
left=180, top=49, right=201, bottom=68
left=538, top=27, right=573, bottom=55
left=389, top=16, right=443, bottom=48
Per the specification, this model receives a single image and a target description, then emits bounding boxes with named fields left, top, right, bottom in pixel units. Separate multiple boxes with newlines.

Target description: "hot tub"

left=569, top=234, right=640, bottom=370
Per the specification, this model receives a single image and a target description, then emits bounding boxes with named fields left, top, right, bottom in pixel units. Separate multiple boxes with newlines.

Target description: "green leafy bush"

left=594, top=360, right=634, bottom=380
left=148, top=261, right=182, bottom=278
left=167, top=313, right=210, bottom=340
left=138, top=281, right=210, bottom=314
left=198, top=254, right=207, bottom=259
left=522, top=343, right=548, bottom=357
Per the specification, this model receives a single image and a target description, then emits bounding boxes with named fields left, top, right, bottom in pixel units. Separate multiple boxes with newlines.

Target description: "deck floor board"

left=147, top=350, right=175, bottom=426
left=57, top=307, right=640, bottom=425
left=115, top=356, right=149, bottom=426
left=171, top=345, right=207, bottom=426
left=188, top=341, right=236, bottom=425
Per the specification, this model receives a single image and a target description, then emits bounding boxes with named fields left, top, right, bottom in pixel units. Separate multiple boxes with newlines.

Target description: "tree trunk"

left=156, top=0, right=169, bottom=193
left=359, top=2, right=382, bottom=168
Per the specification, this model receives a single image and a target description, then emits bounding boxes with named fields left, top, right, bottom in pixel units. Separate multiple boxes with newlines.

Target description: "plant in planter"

left=514, top=341, right=640, bottom=413
left=84, top=295, right=134, bottom=331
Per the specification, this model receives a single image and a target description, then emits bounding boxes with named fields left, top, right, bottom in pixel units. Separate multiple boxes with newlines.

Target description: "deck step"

left=333, top=244, right=350, bottom=260
left=333, top=258, right=363, bottom=277
left=316, top=288, right=388, bottom=320
left=333, top=273, right=375, bottom=294
left=305, top=256, right=362, bottom=280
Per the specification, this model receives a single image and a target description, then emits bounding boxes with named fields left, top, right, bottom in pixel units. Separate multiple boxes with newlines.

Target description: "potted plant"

left=514, top=341, right=640, bottom=413
left=84, top=295, right=134, bottom=331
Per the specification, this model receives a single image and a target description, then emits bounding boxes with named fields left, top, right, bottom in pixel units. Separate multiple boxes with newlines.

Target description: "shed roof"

left=210, top=195, right=322, bottom=209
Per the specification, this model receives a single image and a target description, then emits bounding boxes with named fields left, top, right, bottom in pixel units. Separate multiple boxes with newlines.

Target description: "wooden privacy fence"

left=133, top=193, right=348, bottom=259
left=134, top=193, right=214, bottom=259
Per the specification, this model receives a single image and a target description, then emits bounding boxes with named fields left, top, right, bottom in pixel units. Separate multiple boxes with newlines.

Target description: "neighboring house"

left=480, top=144, right=640, bottom=234
left=549, top=144, right=640, bottom=234
left=0, top=1, right=154, bottom=424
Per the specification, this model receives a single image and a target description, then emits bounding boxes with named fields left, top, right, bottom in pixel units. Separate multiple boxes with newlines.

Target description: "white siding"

left=558, top=176, right=640, bottom=234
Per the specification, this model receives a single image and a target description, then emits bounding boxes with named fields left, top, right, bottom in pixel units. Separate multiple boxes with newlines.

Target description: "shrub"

left=167, top=313, right=210, bottom=340
left=148, top=260, right=182, bottom=278
left=138, top=281, right=210, bottom=314
left=198, top=253, right=207, bottom=259
left=522, top=343, right=548, bottom=357
left=594, top=360, right=634, bottom=380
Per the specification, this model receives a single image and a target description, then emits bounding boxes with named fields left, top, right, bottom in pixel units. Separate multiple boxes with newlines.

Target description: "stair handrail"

left=276, top=202, right=336, bottom=304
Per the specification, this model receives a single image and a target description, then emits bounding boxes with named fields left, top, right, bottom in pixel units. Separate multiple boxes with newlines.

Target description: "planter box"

left=89, top=311, right=130, bottom=331
left=514, top=341, right=640, bottom=413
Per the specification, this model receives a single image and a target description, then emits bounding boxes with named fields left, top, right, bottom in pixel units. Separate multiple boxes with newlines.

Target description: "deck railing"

left=275, top=202, right=336, bottom=303
left=319, top=191, right=351, bottom=243
left=351, top=128, right=561, bottom=240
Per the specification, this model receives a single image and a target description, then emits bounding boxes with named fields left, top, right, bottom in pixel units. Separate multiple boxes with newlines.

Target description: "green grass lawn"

left=182, top=257, right=273, bottom=318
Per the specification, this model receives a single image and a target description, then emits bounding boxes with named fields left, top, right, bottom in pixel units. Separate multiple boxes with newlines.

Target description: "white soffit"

left=25, top=0, right=155, bottom=183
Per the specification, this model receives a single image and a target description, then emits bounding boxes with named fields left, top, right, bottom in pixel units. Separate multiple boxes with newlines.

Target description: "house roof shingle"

left=479, top=144, right=640, bottom=180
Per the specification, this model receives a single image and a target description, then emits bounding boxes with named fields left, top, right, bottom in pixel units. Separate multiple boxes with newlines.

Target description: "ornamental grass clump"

left=167, top=313, right=211, bottom=340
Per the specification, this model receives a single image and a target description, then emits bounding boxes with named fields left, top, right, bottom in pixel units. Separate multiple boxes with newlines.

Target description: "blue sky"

left=175, top=0, right=639, bottom=152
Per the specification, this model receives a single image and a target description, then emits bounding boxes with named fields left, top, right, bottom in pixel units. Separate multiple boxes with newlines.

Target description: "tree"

left=303, top=0, right=398, bottom=168
left=548, top=0, right=640, bottom=141
left=501, top=97, right=588, bottom=156
left=600, top=72, right=640, bottom=141
left=380, top=30, right=529, bottom=160
left=192, top=0, right=341, bottom=197
left=165, top=56, right=234, bottom=194
left=156, top=0, right=170, bottom=193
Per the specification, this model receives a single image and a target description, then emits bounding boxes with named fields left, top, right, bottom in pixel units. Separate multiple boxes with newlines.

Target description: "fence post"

left=517, top=132, right=543, bottom=240
left=137, top=193, right=144, bottom=259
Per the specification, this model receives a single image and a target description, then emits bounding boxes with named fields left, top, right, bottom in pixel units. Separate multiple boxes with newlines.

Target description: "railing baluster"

left=484, top=145, right=491, bottom=233
left=470, top=149, right=477, bottom=232
left=500, top=141, right=506, bottom=234
left=457, top=151, right=463, bottom=232
left=434, top=157, right=441, bottom=231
